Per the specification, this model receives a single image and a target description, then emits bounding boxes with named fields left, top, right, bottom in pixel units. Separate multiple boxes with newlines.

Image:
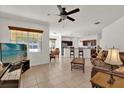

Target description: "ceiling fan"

left=56, top=5, right=80, bottom=23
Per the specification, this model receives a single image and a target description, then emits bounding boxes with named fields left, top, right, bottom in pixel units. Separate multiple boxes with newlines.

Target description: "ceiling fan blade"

left=67, top=16, right=75, bottom=21
left=57, top=5, right=63, bottom=13
left=58, top=18, right=62, bottom=22
left=48, top=13, right=60, bottom=16
left=66, top=8, right=80, bottom=15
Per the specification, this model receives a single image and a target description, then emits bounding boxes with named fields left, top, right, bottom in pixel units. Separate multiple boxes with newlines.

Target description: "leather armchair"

left=91, top=50, right=124, bottom=78
left=51, top=48, right=60, bottom=57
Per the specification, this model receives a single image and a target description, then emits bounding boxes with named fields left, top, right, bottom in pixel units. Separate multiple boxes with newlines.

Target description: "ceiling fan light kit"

left=57, top=5, right=80, bottom=23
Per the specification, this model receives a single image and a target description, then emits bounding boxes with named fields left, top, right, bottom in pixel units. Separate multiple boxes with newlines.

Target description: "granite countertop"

left=64, top=47, right=92, bottom=49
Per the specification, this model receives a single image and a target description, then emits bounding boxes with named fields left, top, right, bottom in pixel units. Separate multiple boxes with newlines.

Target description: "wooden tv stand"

left=0, top=60, right=30, bottom=88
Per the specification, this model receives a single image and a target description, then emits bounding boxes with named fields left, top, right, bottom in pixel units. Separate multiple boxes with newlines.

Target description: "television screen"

left=0, top=43, right=27, bottom=63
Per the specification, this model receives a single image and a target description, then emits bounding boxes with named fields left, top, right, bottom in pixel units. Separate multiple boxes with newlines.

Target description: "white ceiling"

left=0, top=5, right=124, bottom=37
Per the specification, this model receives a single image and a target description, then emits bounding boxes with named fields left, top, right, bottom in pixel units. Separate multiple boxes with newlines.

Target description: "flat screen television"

left=0, top=43, right=27, bottom=63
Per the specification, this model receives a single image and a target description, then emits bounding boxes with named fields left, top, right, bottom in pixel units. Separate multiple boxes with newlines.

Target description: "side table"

left=90, top=72, right=124, bottom=88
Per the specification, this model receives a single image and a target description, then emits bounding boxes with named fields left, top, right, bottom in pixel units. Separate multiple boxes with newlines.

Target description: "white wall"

left=96, top=32, right=102, bottom=46
left=62, top=36, right=73, bottom=41
left=0, top=16, right=49, bottom=66
left=79, top=34, right=97, bottom=41
left=101, top=16, right=124, bottom=52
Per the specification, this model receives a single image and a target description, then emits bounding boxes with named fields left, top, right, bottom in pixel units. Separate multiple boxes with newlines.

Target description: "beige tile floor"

left=20, top=57, right=93, bottom=88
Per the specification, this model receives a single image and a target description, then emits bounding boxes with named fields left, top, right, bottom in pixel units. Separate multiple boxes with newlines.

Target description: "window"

left=9, top=26, right=43, bottom=52
left=49, top=38, right=56, bottom=49
left=29, top=41, right=39, bottom=52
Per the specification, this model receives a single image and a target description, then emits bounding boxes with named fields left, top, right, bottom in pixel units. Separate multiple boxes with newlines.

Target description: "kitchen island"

left=63, top=47, right=91, bottom=58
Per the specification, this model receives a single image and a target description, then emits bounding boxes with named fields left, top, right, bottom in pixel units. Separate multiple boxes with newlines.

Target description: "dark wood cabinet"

left=83, top=41, right=88, bottom=46
left=62, top=41, right=73, bottom=46
left=91, top=40, right=96, bottom=46
left=82, top=40, right=96, bottom=46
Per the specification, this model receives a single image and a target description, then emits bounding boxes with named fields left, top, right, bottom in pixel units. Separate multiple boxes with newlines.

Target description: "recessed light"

left=94, top=21, right=101, bottom=25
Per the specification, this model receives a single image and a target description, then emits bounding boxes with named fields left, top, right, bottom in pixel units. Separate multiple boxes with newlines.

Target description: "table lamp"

left=105, top=47, right=122, bottom=84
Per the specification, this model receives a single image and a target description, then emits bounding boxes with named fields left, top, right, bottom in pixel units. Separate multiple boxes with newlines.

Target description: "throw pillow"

left=93, top=58, right=105, bottom=67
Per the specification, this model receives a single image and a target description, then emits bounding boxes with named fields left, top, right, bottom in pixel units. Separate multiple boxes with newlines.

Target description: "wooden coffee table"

left=71, top=58, right=85, bottom=72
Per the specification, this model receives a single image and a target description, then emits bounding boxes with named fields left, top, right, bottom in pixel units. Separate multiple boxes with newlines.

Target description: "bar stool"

left=78, top=47, right=83, bottom=58
left=70, top=47, right=75, bottom=57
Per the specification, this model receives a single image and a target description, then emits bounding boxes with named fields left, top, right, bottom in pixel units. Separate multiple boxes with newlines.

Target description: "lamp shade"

left=105, top=48, right=122, bottom=65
